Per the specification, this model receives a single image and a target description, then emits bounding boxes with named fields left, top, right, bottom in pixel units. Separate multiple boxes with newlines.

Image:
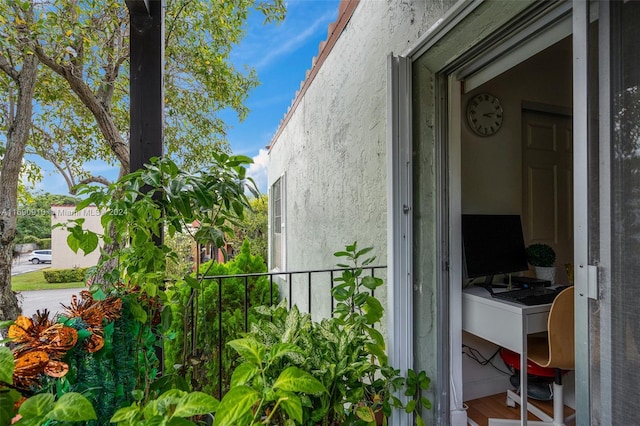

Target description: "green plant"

left=1, top=345, right=97, bottom=426
left=110, top=389, right=219, bottom=425
left=215, top=334, right=327, bottom=425
left=164, top=239, right=277, bottom=397
left=42, top=267, right=89, bottom=283
left=216, top=243, right=432, bottom=426
left=59, top=155, right=259, bottom=418
left=525, top=243, right=556, bottom=267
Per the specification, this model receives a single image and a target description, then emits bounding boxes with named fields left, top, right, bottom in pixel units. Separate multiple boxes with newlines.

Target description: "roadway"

left=12, top=255, right=82, bottom=318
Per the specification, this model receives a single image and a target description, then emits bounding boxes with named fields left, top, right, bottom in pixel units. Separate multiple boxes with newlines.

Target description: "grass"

left=12, top=270, right=85, bottom=292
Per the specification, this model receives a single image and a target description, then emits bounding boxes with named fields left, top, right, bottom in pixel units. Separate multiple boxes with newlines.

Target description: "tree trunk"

left=0, top=54, right=38, bottom=321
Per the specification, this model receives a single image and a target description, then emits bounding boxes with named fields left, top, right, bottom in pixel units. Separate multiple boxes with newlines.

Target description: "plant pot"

left=534, top=266, right=556, bottom=284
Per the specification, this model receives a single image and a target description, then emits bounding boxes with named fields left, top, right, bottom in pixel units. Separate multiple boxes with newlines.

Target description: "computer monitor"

left=461, top=214, right=528, bottom=286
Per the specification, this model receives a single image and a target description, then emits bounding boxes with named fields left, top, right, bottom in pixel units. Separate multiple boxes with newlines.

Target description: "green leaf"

left=183, top=275, right=201, bottom=290
left=362, top=276, right=383, bottom=290
left=355, top=247, right=374, bottom=258
left=278, top=393, right=303, bottom=423
left=417, top=414, right=426, bottom=426
left=273, top=367, right=326, bottom=395
left=214, top=386, right=260, bottom=426
left=421, top=397, right=432, bottom=409
left=404, top=399, right=416, bottom=413
left=356, top=405, right=375, bottom=422
left=19, top=394, right=55, bottom=417
left=366, top=327, right=386, bottom=348
left=110, top=404, right=141, bottom=423
left=67, top=233, right=80, bottom=253
left=230, top=362, right=259, bottom=387
left=270, top=343, right=304, bottom=360
left=79, top=231, right=99, bottom=255
left=363, top=296, right=384, bottom=324
left=365, top=343, right=388, bottom=366
left=128, top=298, right=148, bottom=323
left=0, top=346, right=14, bottom=384
left=227, top=338, right=265, bottom=365
left=173, top=392, right=219, bottom=417
left=48, top=392, right=97, bottom=421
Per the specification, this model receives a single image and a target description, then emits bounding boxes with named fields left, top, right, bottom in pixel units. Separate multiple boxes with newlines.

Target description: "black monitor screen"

left=461, top=214, right=528, bottom=280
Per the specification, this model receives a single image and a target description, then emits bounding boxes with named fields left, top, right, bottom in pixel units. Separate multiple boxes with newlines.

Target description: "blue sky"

left=29, top=0, right=340, bottom=195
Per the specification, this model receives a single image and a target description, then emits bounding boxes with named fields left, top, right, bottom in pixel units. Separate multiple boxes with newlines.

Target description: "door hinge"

left=587, top=264, right=598, bottom=300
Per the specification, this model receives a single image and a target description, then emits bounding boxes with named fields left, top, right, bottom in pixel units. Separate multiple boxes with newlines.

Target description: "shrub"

left=19, top=234, right=39, bottom=244
left=37, top=238, right=52, bottom=249
left=43, top=267, right=89, bottom=283
left=164, top=239, right=277, bottom=397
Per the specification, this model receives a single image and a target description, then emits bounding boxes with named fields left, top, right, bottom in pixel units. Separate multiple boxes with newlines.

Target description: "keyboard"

left=492, top=287, right=560, bottom=306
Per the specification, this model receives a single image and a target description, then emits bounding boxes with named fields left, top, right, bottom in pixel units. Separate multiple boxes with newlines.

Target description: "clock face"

left=466, top=94, right=504, bottom=136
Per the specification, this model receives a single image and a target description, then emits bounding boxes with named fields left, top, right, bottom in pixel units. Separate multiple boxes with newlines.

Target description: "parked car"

left=27, top=250, right=52, bottom=264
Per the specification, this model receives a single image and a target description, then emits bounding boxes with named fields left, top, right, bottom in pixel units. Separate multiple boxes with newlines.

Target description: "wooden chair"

left=502, top=286, right=575, bottom=425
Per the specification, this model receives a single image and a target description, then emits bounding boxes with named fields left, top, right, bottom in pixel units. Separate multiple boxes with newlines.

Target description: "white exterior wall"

left=268, top=0, right=454, bottom=319
left=51, top=205, right=102, bottom=270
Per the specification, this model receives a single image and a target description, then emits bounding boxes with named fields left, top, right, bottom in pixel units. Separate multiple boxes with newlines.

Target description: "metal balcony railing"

left=183, top=265, right=387, bottom=398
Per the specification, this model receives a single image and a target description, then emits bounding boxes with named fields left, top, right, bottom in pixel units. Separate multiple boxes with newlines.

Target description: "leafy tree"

left=15, top=192, right=79, bottom=243
left=228, top=195, right=268, bottom=262
left=16, top=0, right=286, bottom=185
left=0, top=0, right=285, bottom=305
left=0, top=1, right=39, bottom=321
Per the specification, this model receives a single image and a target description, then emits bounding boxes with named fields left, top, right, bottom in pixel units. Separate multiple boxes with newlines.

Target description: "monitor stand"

left=477, top=275, right=495, bottom=295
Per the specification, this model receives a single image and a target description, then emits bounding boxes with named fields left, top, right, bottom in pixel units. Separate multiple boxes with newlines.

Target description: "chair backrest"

left=546, top=286, right=575, bottom=370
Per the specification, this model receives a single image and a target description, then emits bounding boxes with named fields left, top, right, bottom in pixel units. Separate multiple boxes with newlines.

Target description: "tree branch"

left=31, top=42, right=130, bottom=172
left=75, top=175, right=111, bottom=189
left=0, top=53, right=19, bottom=82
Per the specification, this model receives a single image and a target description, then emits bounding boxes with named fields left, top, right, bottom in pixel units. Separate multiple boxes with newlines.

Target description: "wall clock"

left=466, top=93, right=504, bottom=136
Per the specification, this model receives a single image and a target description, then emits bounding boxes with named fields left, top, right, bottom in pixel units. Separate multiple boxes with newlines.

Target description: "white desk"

left=462, top=286, right=552, bottom=425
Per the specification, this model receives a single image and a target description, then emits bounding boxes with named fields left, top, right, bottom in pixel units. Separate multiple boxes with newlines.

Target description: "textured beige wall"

left=51, top=205, right=102, bottom=270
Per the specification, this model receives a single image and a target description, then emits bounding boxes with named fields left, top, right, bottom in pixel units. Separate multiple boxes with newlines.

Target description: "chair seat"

left=500, top=347, right=556, bottom=378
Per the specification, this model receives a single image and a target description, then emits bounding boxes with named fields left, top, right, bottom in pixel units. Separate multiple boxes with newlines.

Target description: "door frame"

left=393, top=1, right=593, bottom=425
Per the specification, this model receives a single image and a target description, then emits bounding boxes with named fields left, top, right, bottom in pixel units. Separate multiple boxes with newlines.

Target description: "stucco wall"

left=51, top=205, right=102, bottom=270
left=268, top=0, right=454, bottom=319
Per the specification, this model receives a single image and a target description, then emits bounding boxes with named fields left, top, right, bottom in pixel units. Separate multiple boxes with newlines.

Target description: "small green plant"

left=1, top=346, right=97, bottom=426
left=110, top=388, right=219, bottom=425
left=525, top=243, right=556, bottom=267
left=215, top=334, right=327, bottom=425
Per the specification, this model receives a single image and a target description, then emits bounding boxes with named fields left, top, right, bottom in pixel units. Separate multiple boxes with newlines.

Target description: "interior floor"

left=465, top=392, right=576, bottom=426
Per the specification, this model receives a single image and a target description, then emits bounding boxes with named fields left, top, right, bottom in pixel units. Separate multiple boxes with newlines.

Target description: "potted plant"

left=525, top=243, right=556, bottom=283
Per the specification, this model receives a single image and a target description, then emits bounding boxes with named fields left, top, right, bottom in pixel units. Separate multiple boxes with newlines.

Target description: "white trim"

left=571, top=2, right=591, bottom=424
left=387, top=53, right=413, bottom=426
left=459, top=3, right=572, bottom=92
left=448, top=76, right=467, bottom=426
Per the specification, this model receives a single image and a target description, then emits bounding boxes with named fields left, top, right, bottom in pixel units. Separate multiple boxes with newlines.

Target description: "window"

left=270, top=176, right=284, bottom=270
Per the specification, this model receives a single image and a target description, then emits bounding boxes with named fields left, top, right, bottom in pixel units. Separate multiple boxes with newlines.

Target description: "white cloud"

left=247, top=149, right=269, bottom=194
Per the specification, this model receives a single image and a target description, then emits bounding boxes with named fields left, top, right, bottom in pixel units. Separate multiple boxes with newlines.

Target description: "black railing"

left=185, top=266, right=387, bottom=398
